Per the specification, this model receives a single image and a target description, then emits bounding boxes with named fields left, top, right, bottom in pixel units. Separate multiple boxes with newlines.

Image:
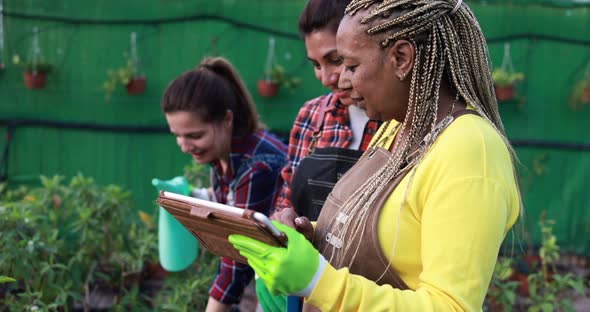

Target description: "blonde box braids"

left=322, top=0, right=521, bottom=273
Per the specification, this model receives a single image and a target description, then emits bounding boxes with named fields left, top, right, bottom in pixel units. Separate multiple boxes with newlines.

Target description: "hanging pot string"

left=29, top=26, right=41, bottom=73
left=500, top=42, right=515, bottom=74
left=129, top=31, right=142, bottom=77
left=263, top=36, right=275, bottom=82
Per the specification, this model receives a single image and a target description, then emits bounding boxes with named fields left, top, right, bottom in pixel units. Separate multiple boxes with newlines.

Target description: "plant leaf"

left=0, top=276, right=16, bottom=284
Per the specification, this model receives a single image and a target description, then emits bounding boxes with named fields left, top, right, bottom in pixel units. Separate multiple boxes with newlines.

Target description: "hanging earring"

left=398, top=71, right=407, bottom=81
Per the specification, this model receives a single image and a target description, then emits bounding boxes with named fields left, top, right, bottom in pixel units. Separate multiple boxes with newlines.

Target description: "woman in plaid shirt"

left=273, top=0, right=381, bottom=230
left=255, top=1, right=382, bottom=311
left=161, top=57, right=287, bottom=312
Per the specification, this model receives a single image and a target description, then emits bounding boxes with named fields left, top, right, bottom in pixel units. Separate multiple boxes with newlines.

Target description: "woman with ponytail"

left=161, top=57, right=287, bottom=312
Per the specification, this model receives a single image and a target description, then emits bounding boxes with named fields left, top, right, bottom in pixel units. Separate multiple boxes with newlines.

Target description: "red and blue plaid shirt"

left=208, top=130, right=287, bottom=304
left=274, top=93, right=381, bottom=211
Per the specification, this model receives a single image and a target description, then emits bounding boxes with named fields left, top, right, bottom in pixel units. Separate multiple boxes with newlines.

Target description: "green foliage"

left=0, top=165, right=218, bottom=310
left=0, top=174, right=158, bottom=310
left=487, top=257, right=519, bottom=311
left=486, top=213, right=588, bottom=312
left=525, top=212, right=586, bottom=312
left=153, top=250, right=219, bottom=311
left=102, top=59, right=136, bottom=100
left=568, top=76, right=590, bottom=110
left=11, top=54, right=52, bottom=73
left=0, top=276, right=16, bottom=284
left=264, top=64, right=301, bottom=92
left=183, top=162, right=211, bottom=189
left=492, top=68, right=525, bottom=87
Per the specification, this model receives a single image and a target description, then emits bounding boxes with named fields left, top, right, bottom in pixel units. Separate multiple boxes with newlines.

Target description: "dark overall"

left=289, top=99, right=364, bottom=221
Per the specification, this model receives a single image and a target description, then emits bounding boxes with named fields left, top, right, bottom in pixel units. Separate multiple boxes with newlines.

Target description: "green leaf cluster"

left=0, top=174, right=157, bottom=310
left=526, top=213, right=586, bottom=312
left=486, top=212, right=587, bottom=312
left=11, top=54, right=53, bottom=73
left=492, top=68, right=525, bottom=87
left=102, top=59, right=136, bottom=100
left=264, top=64, right=301, bottom=92
left=487, top=257, right=520, bottom=311
left=183, top=162, right=211, bottom=189
left=1, top=164, right=218, bottom=310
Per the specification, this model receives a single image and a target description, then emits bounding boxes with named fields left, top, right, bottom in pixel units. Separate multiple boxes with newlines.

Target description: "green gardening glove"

left=229, top=221, right=323, bottom=296
left=255, top=277, right=286, bottom=312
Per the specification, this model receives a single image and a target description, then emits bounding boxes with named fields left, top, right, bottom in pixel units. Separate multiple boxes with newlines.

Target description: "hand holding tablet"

left=156, top=191, right=286, bottom=264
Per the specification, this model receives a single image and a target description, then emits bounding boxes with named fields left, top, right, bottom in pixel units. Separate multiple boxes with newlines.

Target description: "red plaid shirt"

left=274, top=93, right=381, bottom=211
left=208, top=130, right=287, bottom=304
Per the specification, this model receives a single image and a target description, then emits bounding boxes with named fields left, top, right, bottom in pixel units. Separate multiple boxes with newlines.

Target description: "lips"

left=333, top=90, right=350, bottom=100
left=191, top=151, right=205, bottom=159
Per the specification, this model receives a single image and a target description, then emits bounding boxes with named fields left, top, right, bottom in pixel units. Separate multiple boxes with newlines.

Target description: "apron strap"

left=307, top=95, right=331, bottom=155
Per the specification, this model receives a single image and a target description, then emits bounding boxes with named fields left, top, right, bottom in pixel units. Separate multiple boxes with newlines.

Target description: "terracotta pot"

left=582, top=87, right=590, bottom=103
left=257, top=80, right=279, bottom=97
left=494, top=84, right=515, bottom=101
left=23, top=71, right=47, bottom=89
left=126, top=76, right=146, bottom=95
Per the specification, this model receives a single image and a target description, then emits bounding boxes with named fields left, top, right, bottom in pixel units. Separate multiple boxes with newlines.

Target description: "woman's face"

left=336, top=15, right=404, bottom=121
left=165, top=110, right=232, bottom=164
left=304, top=29, right=352, bottom=105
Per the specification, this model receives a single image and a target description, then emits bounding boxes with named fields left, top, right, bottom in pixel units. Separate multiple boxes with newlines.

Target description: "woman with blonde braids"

left=229, top=0, right=520, bottom=311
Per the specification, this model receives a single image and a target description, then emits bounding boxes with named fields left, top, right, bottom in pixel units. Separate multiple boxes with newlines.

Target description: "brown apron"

left=313, top=146, right=412, bottom=289
left=304, top=110, right=477, bottom=311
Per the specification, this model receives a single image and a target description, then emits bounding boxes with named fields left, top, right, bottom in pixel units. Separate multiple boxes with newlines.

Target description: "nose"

left=338, top=68, right=352, bottom=91
left=177, top=137, right=192, bottom=153
left=321, top=69, right=339, bottom=88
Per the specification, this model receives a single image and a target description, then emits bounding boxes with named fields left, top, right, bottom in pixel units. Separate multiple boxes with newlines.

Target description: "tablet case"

left=156, top=190, right=287, bottom=264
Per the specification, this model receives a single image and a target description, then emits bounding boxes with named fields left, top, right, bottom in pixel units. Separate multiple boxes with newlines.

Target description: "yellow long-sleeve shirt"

left=306, top=114, right=520, bottom=311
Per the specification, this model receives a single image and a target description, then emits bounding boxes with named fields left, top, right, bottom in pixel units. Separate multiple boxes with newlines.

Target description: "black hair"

left=298, top=0, right=352, bottom=36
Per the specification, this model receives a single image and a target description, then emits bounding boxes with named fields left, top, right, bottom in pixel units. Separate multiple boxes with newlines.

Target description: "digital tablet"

left=156, top=191, right=287, bottom=264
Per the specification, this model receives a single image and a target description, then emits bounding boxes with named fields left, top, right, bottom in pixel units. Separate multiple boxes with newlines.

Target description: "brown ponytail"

left=161, top=57, right=263, bottom=135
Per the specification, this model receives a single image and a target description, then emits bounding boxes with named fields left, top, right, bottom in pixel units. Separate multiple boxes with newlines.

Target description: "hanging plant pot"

left=582, top=86, right=590, bottom=103
left=494, top=84, right=515, bottom=101
left=126, top=76, right=146, bottom=95
left=257, top=80, right=279, bottom=98
left=23, top=71, right=47, bottom=89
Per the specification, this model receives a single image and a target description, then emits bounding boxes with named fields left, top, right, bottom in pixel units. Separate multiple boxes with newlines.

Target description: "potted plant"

left=492, top=68, right=524, bottom=101
left=102, top=58, right=146, bottom=100
left=486, top=257, right=519, bottom=312
left=576, top=77, right=590, bottom=104
left=256, top=64, right=300, bottom=98
left=12, top=54, right=53, bottom=89
left=567, top=76, right=590, bottom=111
